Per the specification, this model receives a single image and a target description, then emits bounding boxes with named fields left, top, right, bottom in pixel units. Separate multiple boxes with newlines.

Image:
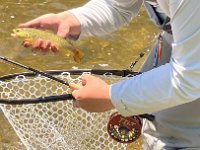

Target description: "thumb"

left=69, top=82, right=81, bottom=91
left=71, top=89, right=82, bottom=101
left=18, top=18, right=41, bottom=28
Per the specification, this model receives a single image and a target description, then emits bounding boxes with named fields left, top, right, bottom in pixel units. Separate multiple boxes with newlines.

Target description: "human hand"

left=70, top=74, right=114, bottom=112
left=18, top=12, right=81, bottom=51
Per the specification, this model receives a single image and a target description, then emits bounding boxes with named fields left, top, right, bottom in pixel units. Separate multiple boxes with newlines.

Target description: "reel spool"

left=107, top=112, right=142, bottom=143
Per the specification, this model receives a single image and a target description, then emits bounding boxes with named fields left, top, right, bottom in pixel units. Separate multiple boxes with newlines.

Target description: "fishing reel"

left=107, top=112, right=142, bottom=143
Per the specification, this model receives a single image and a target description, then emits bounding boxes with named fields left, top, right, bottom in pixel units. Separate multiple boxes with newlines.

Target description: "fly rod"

left=0, top=56, right=70, bottom=86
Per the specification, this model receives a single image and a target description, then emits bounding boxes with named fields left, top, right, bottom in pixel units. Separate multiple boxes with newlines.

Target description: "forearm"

left=68, top=0, right=143, bottom=38
left=110, top=63, right=177, bottom=116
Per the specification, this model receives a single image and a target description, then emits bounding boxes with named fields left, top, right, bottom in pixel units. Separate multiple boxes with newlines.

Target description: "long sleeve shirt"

left=69, top=0, right=200, bottom=116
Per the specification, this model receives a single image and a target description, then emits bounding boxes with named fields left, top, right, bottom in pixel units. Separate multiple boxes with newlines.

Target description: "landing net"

left=0, top=70, right=135, bottom=150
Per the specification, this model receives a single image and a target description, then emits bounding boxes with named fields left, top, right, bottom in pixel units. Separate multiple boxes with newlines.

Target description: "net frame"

left=0, top=69, right=138, bottom=150
left=0, top=69, right=138, bottom=104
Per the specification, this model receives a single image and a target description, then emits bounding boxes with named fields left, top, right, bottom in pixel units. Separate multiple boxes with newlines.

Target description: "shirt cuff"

left=67, top=9, right=92, bottom=39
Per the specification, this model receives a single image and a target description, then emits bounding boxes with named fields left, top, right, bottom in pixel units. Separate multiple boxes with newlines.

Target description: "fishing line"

left=0, top=56, right=70, bottom=86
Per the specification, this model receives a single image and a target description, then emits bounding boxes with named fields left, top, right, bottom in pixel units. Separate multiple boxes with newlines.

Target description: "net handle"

left=0, top=94, right=74, bottom=104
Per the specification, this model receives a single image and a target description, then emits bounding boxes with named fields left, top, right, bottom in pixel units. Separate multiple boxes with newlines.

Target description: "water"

left=0, top=0, right=158, bottom=149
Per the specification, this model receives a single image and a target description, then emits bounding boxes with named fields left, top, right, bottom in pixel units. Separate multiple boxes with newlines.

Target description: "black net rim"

left=0, top=69, right=138, bottom=81
left=0, top=69, right=138, bottom=105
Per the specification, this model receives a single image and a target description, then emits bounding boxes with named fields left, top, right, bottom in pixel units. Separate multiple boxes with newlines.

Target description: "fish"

left=11, top=28, right=84, bottom=62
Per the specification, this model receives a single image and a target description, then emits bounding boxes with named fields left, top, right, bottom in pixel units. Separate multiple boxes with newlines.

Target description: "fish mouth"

left=11, top=33, right=16, bottom=37
left=11, top=29, right=17, bottom=37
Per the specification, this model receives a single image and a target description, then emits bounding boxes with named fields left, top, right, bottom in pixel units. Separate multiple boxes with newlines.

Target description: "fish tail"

left=73, top=49, right=84, bottom=62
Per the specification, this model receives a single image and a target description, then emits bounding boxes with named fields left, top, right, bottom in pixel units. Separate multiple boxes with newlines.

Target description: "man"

left=19, top=0, right=200, bottom=149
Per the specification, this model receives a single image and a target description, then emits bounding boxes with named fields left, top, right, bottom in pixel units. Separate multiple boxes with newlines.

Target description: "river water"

left=0, top=0, right=158, bottom=149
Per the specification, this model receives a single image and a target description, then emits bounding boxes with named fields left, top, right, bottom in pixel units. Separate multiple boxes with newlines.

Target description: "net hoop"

left=0, top=69, right=138, bottom=81
left=0, top=69, right=133, bottom=150
left=0, top=69, right=138, bottom=104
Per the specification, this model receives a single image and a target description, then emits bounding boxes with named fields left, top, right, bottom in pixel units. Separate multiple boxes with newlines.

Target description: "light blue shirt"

left=69, top=0, right=200, bottom=148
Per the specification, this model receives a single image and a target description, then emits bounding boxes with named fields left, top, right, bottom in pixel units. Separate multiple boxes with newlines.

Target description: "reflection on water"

left=0, top=0, right=158, bottom=149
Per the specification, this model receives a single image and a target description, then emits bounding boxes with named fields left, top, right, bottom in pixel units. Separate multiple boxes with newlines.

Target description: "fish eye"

left=15, top=29, right=20, bottom=32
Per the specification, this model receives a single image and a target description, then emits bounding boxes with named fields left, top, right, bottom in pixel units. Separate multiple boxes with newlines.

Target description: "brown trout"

left=11, top=28, right=84, bottom=62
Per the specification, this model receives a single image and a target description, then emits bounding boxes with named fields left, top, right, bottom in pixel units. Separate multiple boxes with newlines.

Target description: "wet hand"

left=19, top=12, right=81, bottom=38
left=70, top=74, right=114, bottom=112
left=19, top=12, right=81, bottom=51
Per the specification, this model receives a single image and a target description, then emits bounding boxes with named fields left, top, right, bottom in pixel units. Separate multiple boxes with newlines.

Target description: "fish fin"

left=23, top=38, right=34, bottom=45
left=25, top=38, right=33, bottom=43
left=73, top=49, right=84, bottom=63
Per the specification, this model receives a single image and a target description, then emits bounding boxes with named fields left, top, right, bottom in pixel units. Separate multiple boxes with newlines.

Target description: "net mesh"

left=0, top=71, right=128, bottom=150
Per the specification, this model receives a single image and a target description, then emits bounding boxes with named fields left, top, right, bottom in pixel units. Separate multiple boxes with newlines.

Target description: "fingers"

left=22, top=38, right=58, bottom=53
left=70, top=75, right=91, bottom=91
left=69, top=83, right=81, bottom=90
left=70, top=74, right=113, bottom=112
left=70, top=81, right=85, bottom=100
left=32, top=38, right=44, bottom=49
left=70, top=82, right=83, bottom=101
left=18, top=18, right=42, bottom=28
left=71, top=89, right=82, bottom=101
left=32, top=38, right=50, bottom=53
left=70, top=74, right=93, bottom=100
